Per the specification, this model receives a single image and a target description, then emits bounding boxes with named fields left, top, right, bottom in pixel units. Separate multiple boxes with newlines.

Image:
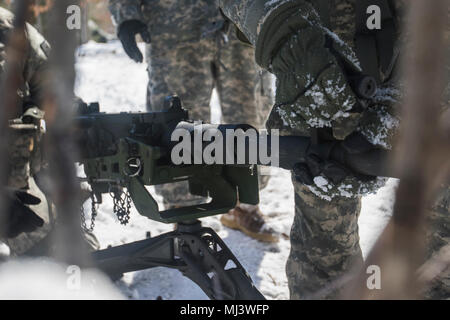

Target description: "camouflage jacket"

left=219, top=0, right=405, bottom=80
left=0, top=7, right=49, bottom=111
left=218, top=1, right=406, bottom=144
left=108, top=0, right=226, bottom=48
left=0, top=7, right=49, bottom=189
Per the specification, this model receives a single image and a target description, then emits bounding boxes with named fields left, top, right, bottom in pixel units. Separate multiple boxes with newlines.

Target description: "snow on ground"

left=0, top=259, right=124, bottom=299
left=1, top=41, right=398, bottom=300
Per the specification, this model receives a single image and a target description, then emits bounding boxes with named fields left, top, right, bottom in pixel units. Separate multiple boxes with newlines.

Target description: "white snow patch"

left=314, top=176, right=330, bottom=192
left=0, top=259, right=124, bottom=299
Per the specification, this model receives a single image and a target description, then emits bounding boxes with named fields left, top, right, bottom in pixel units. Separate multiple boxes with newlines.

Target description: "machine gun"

left=77, top=96, right=264, bottom=300
left=76, top=96, right=395, bottom=300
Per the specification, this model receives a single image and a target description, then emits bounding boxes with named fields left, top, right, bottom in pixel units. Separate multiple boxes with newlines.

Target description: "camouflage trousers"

left=287, top=178, right=363, bottom=299
left=287, top=177, right=450, bottom=300
left=145, top=32, right=273, bottom=207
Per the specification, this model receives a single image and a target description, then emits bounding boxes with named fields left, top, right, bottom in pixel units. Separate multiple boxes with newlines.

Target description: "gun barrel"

left=339, top=148, right=396, bottom=178
left=170, top=122, right=397, bottom=178
left=275, top=136, right=397, bottom=178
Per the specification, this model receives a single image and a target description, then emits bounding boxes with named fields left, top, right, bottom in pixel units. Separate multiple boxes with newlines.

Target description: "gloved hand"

left=268, top=12, right=364, bottom=140
left=118, top=20, right=151, bottom=63
left=293, top=132, right=377, bottom=186
left=1, top=189, right=44, bottom=238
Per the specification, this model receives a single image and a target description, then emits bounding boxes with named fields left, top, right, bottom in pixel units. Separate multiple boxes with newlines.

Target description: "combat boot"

left=220, top=204, right=279, bottom=243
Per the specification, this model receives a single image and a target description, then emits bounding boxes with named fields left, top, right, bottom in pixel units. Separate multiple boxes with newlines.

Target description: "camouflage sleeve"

left=0, top=7, right=13, bottom=80
left=219, top=0, right=278, bottom=46
left=24, top=22, right=50, bottom=107
left=219, top=0, right=363, bottom=139
left=108, top=0, right=144, bottom=27
left=1, top=8, right=48, bottom=189
left=218, top=1, right=308, bottom=47
left=0, top=7, right=49, bottom=107
left=219, top=0, right=359, bottom=69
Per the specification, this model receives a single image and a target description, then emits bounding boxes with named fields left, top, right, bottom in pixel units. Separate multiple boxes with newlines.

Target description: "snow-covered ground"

left=0, top=41, right=398, bottom=300
left=0, top=259, right=123, bottom=299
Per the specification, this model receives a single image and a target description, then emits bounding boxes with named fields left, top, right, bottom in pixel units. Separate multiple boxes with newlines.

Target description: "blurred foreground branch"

left=41, top=0, right=91, bottom=267
left=344, top=0, right=450, bottom=299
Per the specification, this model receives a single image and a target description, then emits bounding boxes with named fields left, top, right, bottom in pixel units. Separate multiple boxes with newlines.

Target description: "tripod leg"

left=91, top=222, right=265, bottom=300
left=175, top=222, right=265, bottom=300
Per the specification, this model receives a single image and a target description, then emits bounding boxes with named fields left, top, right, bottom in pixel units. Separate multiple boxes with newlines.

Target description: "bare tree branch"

left=41, top=0, right=91, bottom=267
left=344, top=0, right=450, bottom=299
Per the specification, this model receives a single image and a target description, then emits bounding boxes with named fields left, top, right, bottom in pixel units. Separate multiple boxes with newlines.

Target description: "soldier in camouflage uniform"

left=108, top=0, right=278, bottom=243
left=0, top=6, right=98, bottom=256
left=0, top=6, right=51, bottom=253
left=217, top=0, right=449, bottom=299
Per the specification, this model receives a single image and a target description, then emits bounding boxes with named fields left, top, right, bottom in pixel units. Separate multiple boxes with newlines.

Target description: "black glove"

left=293, top=132, right=376, bottom=186
left=118, top=20, right=151, bottom=63
left=1, top=189, right=44, bottom=238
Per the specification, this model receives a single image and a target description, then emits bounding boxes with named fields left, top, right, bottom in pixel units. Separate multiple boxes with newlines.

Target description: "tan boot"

left=220, top=204, right=279, bottom=243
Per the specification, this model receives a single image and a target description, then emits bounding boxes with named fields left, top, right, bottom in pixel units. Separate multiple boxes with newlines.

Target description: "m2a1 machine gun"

left=76, top=96, right=395, bottom=300
left=77, top=96, right=265, bottom=300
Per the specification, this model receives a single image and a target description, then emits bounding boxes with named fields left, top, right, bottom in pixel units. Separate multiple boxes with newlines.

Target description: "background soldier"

left=0, top=5, right=98, bottom=257
left=0, top=6, right=50, bottom=253
left=217, top=0, right=449, bottom=299
left=108, top=0, right=278, bottom=243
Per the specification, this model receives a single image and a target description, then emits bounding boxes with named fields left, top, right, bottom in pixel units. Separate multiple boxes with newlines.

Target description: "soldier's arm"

left=0, top=9, right=48, bottom=110
left=108, top=0, right=145, bottom=26
left=24, top=22, right=50, bottom=108
left=0, top=10, right=45, bottom=238
left=108, top=0, right=150, bottom=63
left=217, top=1, right=402, bottom=198
left=219, top=0, right=363, bottom=141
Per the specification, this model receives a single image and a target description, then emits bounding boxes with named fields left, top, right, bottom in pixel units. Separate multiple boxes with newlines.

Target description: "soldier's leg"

left=215, top=32, right=274, bottom=189
left=145, top=40, right=216, bottom=207
left=146, top=41, right=214, bottom=120
left=254, top=68, right=274, bottom=129
left=215, top=32, right=271, bottom=129
left=215, top=32, right=278, bottom=242
left=287, top=177, right=364, bottom=299
left=251, top=68, right=273, bottom=190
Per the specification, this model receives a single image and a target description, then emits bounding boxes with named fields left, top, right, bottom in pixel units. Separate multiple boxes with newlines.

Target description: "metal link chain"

left=81, top=192, right=98, bottom=232
left=81, top=186, right=132, bottom=230
left=111, top=189, right=132, bottom=225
